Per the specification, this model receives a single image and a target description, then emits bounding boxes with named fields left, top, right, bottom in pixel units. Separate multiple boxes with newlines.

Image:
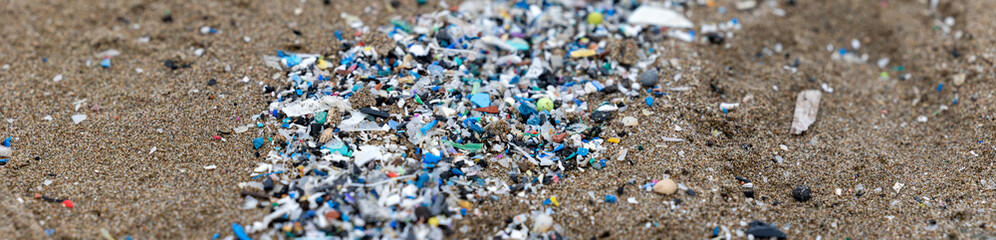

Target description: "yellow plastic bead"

left=587, top=12, right=604, bottom=25
left=570, top=49, right=597, bottom=58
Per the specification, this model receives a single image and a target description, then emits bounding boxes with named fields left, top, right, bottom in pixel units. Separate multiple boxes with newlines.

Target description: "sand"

left=0, top=0, right=993, bottom=239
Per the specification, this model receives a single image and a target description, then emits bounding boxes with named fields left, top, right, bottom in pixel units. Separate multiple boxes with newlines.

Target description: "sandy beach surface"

left=1, top=0, right=993, bottom=239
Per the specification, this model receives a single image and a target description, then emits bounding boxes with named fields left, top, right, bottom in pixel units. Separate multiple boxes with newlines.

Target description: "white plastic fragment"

left=790, top=90, right=821, bottom=135
left=951, top=73, right=966, bottom=86
left=627, top=6, right=693, bottom=28
left=94, top=49, right=121, bottom=58
left=71, top=114, right=87, bottom=124
left=621, top=116, right=638, bottom=126
left=820, top=83, right=834, bottom=93
left=0, top=146, right=11, bottom=158
left=876, top=58, right=890, bottom=68
left=719, top=102, right=739, bottom=111
left=531, top=214, right=553, bottom=233
left=53, top=74, right=63, bottom=82
left=353, top=145, right=387, bottom=166
left=735, top=0, right=757, bottom=10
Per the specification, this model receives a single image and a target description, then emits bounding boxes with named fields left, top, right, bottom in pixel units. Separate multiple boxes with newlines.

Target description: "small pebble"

left=640, top=69, right=659, bottom=87
left=792, top=185, right=811, bottom=202
left=653, top=179, right=677, bottom=195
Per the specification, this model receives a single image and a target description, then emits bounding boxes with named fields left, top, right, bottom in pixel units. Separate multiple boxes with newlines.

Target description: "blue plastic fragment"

left=936, top=83, right=943, bottom=92
left=283, top=54, right=302, bottom=67
left=252, top=137, right=265, bottom=149
left=577, top=148, right=589, bottom=156
left=526, top=115, right=541, bottom=125
left=2, top=137, right=10, bottom=147
left=422, top=152, right=441, bottom=164
left=518, top=103, right=536, bottom=117
left=232, top=223, right=252, bottom=240
left=420, top=119, right=438, bottom=134
left=645, top=97, right=654, bottom=106
left=99, top=58, right=111, bottom=68
left=591, top=81, right=604, bottom=91
left=605, top=194, right=618, bottom=203
left=470, top=92, right=491, bottom=108
left=468, top=122, right=485, bottom=133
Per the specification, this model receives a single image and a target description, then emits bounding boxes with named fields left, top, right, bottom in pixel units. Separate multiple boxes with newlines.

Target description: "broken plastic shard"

left=627, top=6, right=693, bottom=28
left=71, top=114, right=87, bottom=124
left=790, top=90, right=821, bottom=135
left=443, top=139, right=483, bottom=152
left=353, top=145, right=387, bottom=166
left=719, top=102, right=739, bottom=111
left=0, top=146, right=11, bottom=158
left=621, top=116, right=638, bottom=126
left=339, top=111, right=387, bottom=132
left=94, top=49, right=121, bottom=58
left=233, top=124, right=251, bottom=133
left=279, top=98, right=326, bottom=117
left=481, top=36, right=517, bottom=51
left=569, top=49, right=597, bottom=58
left=470, top=92, right=491, bottom=108
left=241, top=195, right=259, bottom=210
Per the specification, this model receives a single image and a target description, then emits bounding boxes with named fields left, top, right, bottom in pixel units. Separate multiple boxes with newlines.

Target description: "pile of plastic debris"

left=234, top=0, right=740, bottom=239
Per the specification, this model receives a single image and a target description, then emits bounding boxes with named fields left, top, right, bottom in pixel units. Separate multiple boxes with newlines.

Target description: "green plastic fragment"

left=391, top=19, right=412, bottom=33
left=315, top=111, right=328, bottom=124
left=471, top=81, right=481, bottom=94
left=443, top=140, right=483, bottom=152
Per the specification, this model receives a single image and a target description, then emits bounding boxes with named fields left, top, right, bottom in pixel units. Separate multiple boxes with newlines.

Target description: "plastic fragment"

left=790, top=90, right=822, bottom=135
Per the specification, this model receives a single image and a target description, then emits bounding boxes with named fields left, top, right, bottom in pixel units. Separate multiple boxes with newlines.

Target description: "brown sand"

left=0, top=0, right=993, bottom=239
